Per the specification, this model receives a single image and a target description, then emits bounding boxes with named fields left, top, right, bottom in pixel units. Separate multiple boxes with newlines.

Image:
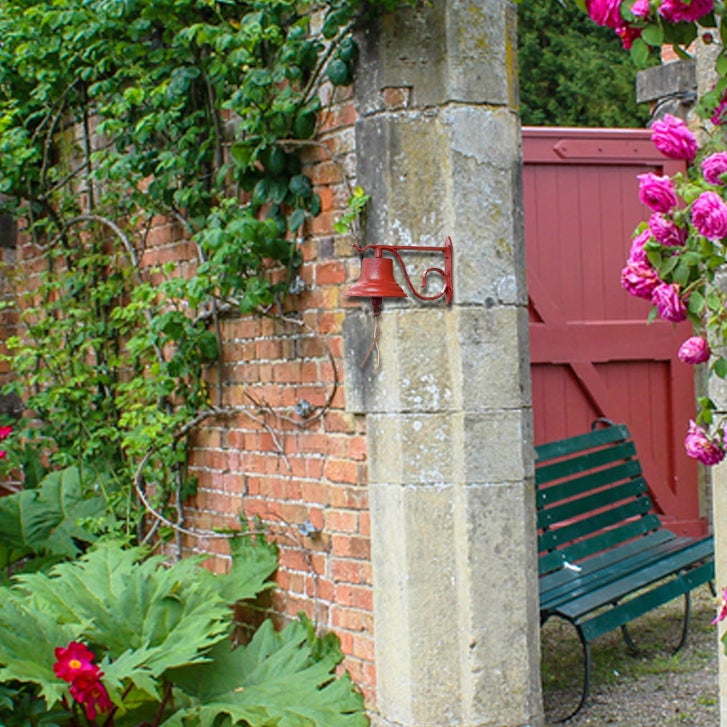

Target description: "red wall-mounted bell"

left=346, top=237, right=453, bottom=316
left=346, top=257, right=407, bottom=301
left=345, top=238, right=454, bottom=367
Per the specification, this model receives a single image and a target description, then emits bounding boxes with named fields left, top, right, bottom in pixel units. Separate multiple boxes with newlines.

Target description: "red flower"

left=53, top=641, right=113, bottom=719
left=0, top=425, right=12, bottom=440
left=70, top=677, right=113, bottom=721
left=53, top=642, right=99, bottom=683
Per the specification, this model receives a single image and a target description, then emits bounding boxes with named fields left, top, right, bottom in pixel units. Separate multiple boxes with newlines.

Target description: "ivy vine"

left=0, top=0, right=412, bottom=548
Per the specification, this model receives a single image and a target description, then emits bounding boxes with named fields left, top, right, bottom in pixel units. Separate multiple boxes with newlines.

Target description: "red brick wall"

left=2, top=78, right=376, bottom=700
left=179, top=82, right=377, bottom=701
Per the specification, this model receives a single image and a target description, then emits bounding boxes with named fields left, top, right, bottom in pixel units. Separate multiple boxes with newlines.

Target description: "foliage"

left=0, top=0, right=411, bottom=541
left=517, top=0, right=654, bottom=127
left=0, top=465, right=109, bottom=579
left=0, top=537, right=368, bottom=726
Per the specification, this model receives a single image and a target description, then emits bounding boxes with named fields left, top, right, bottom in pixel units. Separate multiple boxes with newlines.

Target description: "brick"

left=324, top=458, right=359, bottom=485
left=331, top=534, right=370, bottom=560
left=334, top=584, right=373, bottom=611
left=310, top=161, right=343, bottom=186
left=331, top=558, right=373, bottom=586
left=314, top=260, right=347, bottom=286
left=325, top=509, right=359, bottom=533
left=331, top=605, right=372, bottom=632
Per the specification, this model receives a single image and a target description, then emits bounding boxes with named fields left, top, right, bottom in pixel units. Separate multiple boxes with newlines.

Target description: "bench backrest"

left=535, top=424, right=662, bottom=577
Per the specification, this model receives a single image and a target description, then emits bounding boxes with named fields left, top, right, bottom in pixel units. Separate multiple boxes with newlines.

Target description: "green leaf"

left=630, top=38, right=650, bottom=67
left=168, top=619, right=367, bottom=727
left=0, top=466, right=104, bottom=560
left=326, top=58, right=353, bottom=86
left=230, top=143, right=255, bottom=169
left=687, top=290, right=705, bottom=316
left=289, top=174, right=313, bottom=199
left=641, top=24, right=664, bottom=46
left=289, top=208, right=306, bottom=231
left=713, top=356, right=727, bottom=378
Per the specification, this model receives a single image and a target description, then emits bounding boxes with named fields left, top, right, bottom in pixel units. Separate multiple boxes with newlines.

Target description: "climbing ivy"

left=0, top=0, right=411, bottom=544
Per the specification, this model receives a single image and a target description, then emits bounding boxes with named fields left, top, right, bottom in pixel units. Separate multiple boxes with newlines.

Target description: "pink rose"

left=631, top=0, right=651, bottom=17
left=628, top=228, right=653, bottom=263
left=586, top=0, right=623, bottom=27
left=678, top=336, right=710, bottom=364
left=648, top=213, right=686, bottom=247
left=651, top=282, right=687, bottom=322
left=650, top=114, right=698, bottom=162
left=637, top=173, right=678, bottom=213
left=712, top=586, right=727, bottom=625
left=684, top=420, right=725, bottom=465
left=691, top=191, right=727, bottom=240
left=659, top=0, right=714, bottom=22
left=702, top=152, right=727, bottom=185
left=621, top=260, right=660, bottom=299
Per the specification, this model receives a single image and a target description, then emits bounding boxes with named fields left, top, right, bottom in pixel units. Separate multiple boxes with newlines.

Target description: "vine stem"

left=49, top=213, right=168, bottom=366
left=134, top=404, right=290, bottom=544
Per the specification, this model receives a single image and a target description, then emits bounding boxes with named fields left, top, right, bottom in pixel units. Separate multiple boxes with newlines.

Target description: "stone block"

left=369, top=479, right=541, bottom=725
left=355, top=106, right=527, bottom=308
left=463, top=482, right=542, bottom=725
left=356, top=0, right=518, bottom=114
left=367, top=412, right=459, bottom=485
left=343, top=307, right=455, bottom=415
left=635, top=60, right=696, bottom=104
left=344, top=306, right=532, bottom=418
left=369, top=482, right=461, bottom=724
left=455, top=305, right=532, bottom=412
left=462, top=409, right=534, bottom=484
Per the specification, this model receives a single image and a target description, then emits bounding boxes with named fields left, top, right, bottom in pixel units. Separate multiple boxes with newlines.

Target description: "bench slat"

left=538, top=477, right=648, bottom=529
left=536, top=440, right=637, bottom=486
left=540, top=533, right=700, bottom=612
left=538, top=514, right=663, bottom=576
left=579, top=560, right=715, bottom=643
left=537, top=459, right=642, bottom=508
left=540, top=530, right=675, bottom=596
left=535, top=424, right=631, bottom=462
left=556, top=538, right=714, bottom=622
left=539, top=498, right=653, bottom=552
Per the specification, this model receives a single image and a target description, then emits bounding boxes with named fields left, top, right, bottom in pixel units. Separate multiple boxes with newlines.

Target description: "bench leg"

left=542, top=617, right=592, bottom=723
left=572, top=627, right=592, bottom=721
left=619, top=592, right=691, bottom=655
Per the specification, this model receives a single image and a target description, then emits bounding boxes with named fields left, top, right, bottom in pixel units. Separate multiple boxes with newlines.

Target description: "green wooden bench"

left=536, top=421, right=714, bottom=720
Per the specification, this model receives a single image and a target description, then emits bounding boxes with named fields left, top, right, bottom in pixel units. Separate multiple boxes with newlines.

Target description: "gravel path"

left=543, top=585, right=720, bottom=726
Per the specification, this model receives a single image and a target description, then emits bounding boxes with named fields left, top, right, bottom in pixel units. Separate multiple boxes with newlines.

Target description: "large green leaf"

left=166, top=619, right=368, bottom=727
left=0, top=466, right=105, bottom=560
left=0, top=597, right=83, bottom=706
left=3, top=538, right=279, bottom=710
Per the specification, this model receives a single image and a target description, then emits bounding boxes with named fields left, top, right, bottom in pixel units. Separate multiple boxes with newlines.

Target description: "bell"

left=346, top=256, right=407, bottom=300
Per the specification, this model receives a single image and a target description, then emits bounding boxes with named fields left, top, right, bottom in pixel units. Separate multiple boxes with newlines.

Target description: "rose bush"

left=576, top=0, right=727, bottom=650
left=619, top=113, right=727, bottom=464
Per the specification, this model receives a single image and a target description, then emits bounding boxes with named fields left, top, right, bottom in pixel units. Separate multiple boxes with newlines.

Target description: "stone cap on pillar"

left=636, top=60, right=697, bottom=121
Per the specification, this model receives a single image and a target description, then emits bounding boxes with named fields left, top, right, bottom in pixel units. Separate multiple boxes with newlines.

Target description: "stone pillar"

left=343, top=2, right=542, bottom=725
left=696, top=35, right=727, bottom=727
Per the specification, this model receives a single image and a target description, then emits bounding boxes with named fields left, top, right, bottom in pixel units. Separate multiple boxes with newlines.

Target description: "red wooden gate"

left=523, top=127, right=706, bottom=537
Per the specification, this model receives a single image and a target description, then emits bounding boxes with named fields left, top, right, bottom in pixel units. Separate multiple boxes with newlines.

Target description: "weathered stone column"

left=343, top=2, right=543, bottom=725
left=696, top=35, right=727, bottom=727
